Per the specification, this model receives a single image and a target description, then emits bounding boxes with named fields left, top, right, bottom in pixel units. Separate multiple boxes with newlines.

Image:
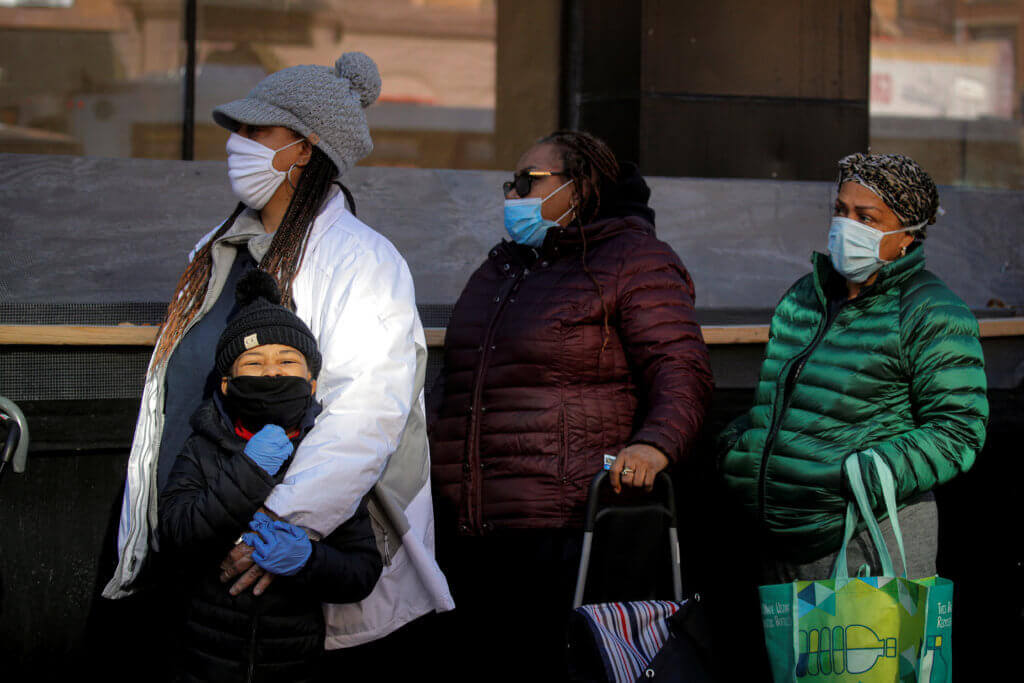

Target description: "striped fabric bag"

left=573, top=599, right=685, bottom=682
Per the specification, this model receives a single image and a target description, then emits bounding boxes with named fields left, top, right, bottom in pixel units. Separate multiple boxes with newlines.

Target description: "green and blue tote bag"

left=759, top=452, right=954, bottom=682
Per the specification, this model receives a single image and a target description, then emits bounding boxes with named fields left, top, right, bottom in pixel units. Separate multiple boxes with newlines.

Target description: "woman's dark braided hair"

left=538, top=130, right=621, bottom=356
left=152, top=143, right=338, bottom=369
left=538, top=130, right=620, bottom=226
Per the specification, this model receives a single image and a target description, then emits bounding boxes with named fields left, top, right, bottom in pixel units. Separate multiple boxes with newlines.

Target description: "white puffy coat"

left=103, top=190, right=454, bottom=647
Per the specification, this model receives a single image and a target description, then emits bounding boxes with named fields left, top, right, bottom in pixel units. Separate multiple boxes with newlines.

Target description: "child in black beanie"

left=159, top=270, right=382, bottom=683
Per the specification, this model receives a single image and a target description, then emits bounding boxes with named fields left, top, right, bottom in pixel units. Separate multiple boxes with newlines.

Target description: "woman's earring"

left=900, top=244, right=907, bottom=258
left=286, top=163, right=298, bottom=191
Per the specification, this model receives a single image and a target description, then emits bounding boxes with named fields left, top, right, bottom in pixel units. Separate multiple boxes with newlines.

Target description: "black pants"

left=316, top=612, right=441, bottom=682
left=437, top=528, right=584, bottom=682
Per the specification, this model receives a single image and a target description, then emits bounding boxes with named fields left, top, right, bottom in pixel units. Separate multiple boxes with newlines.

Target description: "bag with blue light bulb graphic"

left=759, top=452, right=953, bottom=682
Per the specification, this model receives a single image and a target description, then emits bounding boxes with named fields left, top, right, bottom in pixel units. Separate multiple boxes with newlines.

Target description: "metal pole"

left=559, top=0, right=582, bottom=130
left=572, top=531, right=594, bottom=609
left=182, top=0, right=197, bottom=161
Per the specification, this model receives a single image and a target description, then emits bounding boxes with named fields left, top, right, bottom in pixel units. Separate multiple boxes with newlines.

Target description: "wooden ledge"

left=977, top=317, right=1024, bottom=338
left=2, top=317, right=1022, bottom=348
left=0, top=324, right=159, bottom=346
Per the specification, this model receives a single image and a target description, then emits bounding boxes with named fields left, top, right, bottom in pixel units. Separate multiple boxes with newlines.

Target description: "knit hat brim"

left=215, top=271, right=323, bottom=378
left=213, top=99, right=350, bottom=178
left=216, top=321, right=322, bottom=379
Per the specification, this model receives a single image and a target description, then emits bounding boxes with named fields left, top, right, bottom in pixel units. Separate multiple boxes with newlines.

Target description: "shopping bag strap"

left=846, top=453, right=894, bottom=576
left=867, top=449, right=907, bottom=577
left=833, top=501, right=861, bottom=580
left=834, top=451, right=908, bottom=579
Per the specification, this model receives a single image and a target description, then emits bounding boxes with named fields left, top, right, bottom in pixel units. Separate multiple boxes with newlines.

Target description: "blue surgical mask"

left=827, top=216, right=923, bottom=283
left=503, top=179, right=574, bottom=247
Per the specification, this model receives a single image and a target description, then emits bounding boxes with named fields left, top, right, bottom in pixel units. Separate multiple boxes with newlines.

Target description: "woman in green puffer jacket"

left=720, top=153, right=988, bottom=581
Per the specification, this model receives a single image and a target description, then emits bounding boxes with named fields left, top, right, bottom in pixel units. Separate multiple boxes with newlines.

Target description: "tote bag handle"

left=833, top=450, right=908, bottom=580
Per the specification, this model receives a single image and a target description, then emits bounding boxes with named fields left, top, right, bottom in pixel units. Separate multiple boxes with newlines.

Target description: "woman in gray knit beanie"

left=108, top=51, right=454, bottom=672
left=156, top=51, right=383, bottom=350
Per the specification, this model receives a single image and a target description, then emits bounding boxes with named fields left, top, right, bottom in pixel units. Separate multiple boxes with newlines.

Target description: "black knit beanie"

left=215, top=270, right=322, bottom=377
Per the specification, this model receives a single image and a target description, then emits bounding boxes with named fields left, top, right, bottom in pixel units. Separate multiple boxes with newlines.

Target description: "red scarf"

left=234, top=420, right=300, bottom=441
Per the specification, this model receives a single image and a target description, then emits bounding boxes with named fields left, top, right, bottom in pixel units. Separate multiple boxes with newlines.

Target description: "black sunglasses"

left=503, top=170, right=567, bottom=197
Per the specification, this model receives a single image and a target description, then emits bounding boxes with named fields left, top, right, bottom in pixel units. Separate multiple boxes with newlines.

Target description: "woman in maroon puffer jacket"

left=428, top=131, right=713, bottom=676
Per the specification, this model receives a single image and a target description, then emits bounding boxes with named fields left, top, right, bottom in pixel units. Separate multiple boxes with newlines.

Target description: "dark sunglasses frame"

left=503, top=170, right=567, bottom=197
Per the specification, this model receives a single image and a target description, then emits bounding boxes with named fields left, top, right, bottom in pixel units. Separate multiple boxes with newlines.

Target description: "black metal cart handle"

left=583, top=470, right=678, bottom=532
left=573, top=470, right=683, bottom=608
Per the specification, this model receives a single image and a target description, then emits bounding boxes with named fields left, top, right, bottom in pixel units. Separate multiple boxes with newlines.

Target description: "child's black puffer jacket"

left=159, top=399, right=383, bottom=683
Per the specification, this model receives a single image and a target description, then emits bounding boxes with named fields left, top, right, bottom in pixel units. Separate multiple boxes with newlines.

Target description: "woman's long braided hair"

left=538, top=130, right=621, bottom=355
left=151, top=143, right=338, bottom=370
left=539, top=130, right=620, bottom=226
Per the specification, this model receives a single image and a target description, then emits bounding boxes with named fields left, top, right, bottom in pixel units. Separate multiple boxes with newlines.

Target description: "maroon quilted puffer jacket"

left=429, top=214, right=713, bottom=535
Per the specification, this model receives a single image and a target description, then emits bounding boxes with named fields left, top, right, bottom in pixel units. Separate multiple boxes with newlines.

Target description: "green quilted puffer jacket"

left=720, top=246, right=988, bottom=562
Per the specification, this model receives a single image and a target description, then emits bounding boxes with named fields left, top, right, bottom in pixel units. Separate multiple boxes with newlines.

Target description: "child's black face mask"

left=223, top=375, right=313, bottom=432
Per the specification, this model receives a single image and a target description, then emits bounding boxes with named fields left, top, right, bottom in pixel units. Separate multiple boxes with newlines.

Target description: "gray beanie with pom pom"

left=213, top=52, right=381, bottom=177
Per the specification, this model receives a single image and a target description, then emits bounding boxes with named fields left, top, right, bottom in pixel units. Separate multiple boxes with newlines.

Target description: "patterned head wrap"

left=837, top=153, right=940, bottom=236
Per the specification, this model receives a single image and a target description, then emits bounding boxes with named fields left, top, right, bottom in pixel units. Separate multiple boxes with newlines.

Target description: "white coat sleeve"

left=263, top=241, right=419, bottom=536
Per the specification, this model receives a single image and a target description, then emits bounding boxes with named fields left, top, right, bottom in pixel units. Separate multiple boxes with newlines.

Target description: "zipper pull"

left=382, top=530, right=392, bottom=565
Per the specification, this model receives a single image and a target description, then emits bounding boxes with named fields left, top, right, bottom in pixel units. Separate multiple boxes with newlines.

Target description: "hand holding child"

left=220, top=507, right=278, bottom=596
left=242, top=511, right=312, bottom=576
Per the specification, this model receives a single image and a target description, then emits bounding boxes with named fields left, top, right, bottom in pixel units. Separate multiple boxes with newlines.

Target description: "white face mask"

left=226, top=132, right=304, bottom=210
left=827, top=216, right=924, bottom=283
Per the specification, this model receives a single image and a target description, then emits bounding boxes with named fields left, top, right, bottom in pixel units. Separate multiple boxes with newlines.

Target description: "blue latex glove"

left=243, top=424, right=293, bottom=476
left=243, top=510, right=276, bottom=540
left=242, top=513, right=312, bottom=576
